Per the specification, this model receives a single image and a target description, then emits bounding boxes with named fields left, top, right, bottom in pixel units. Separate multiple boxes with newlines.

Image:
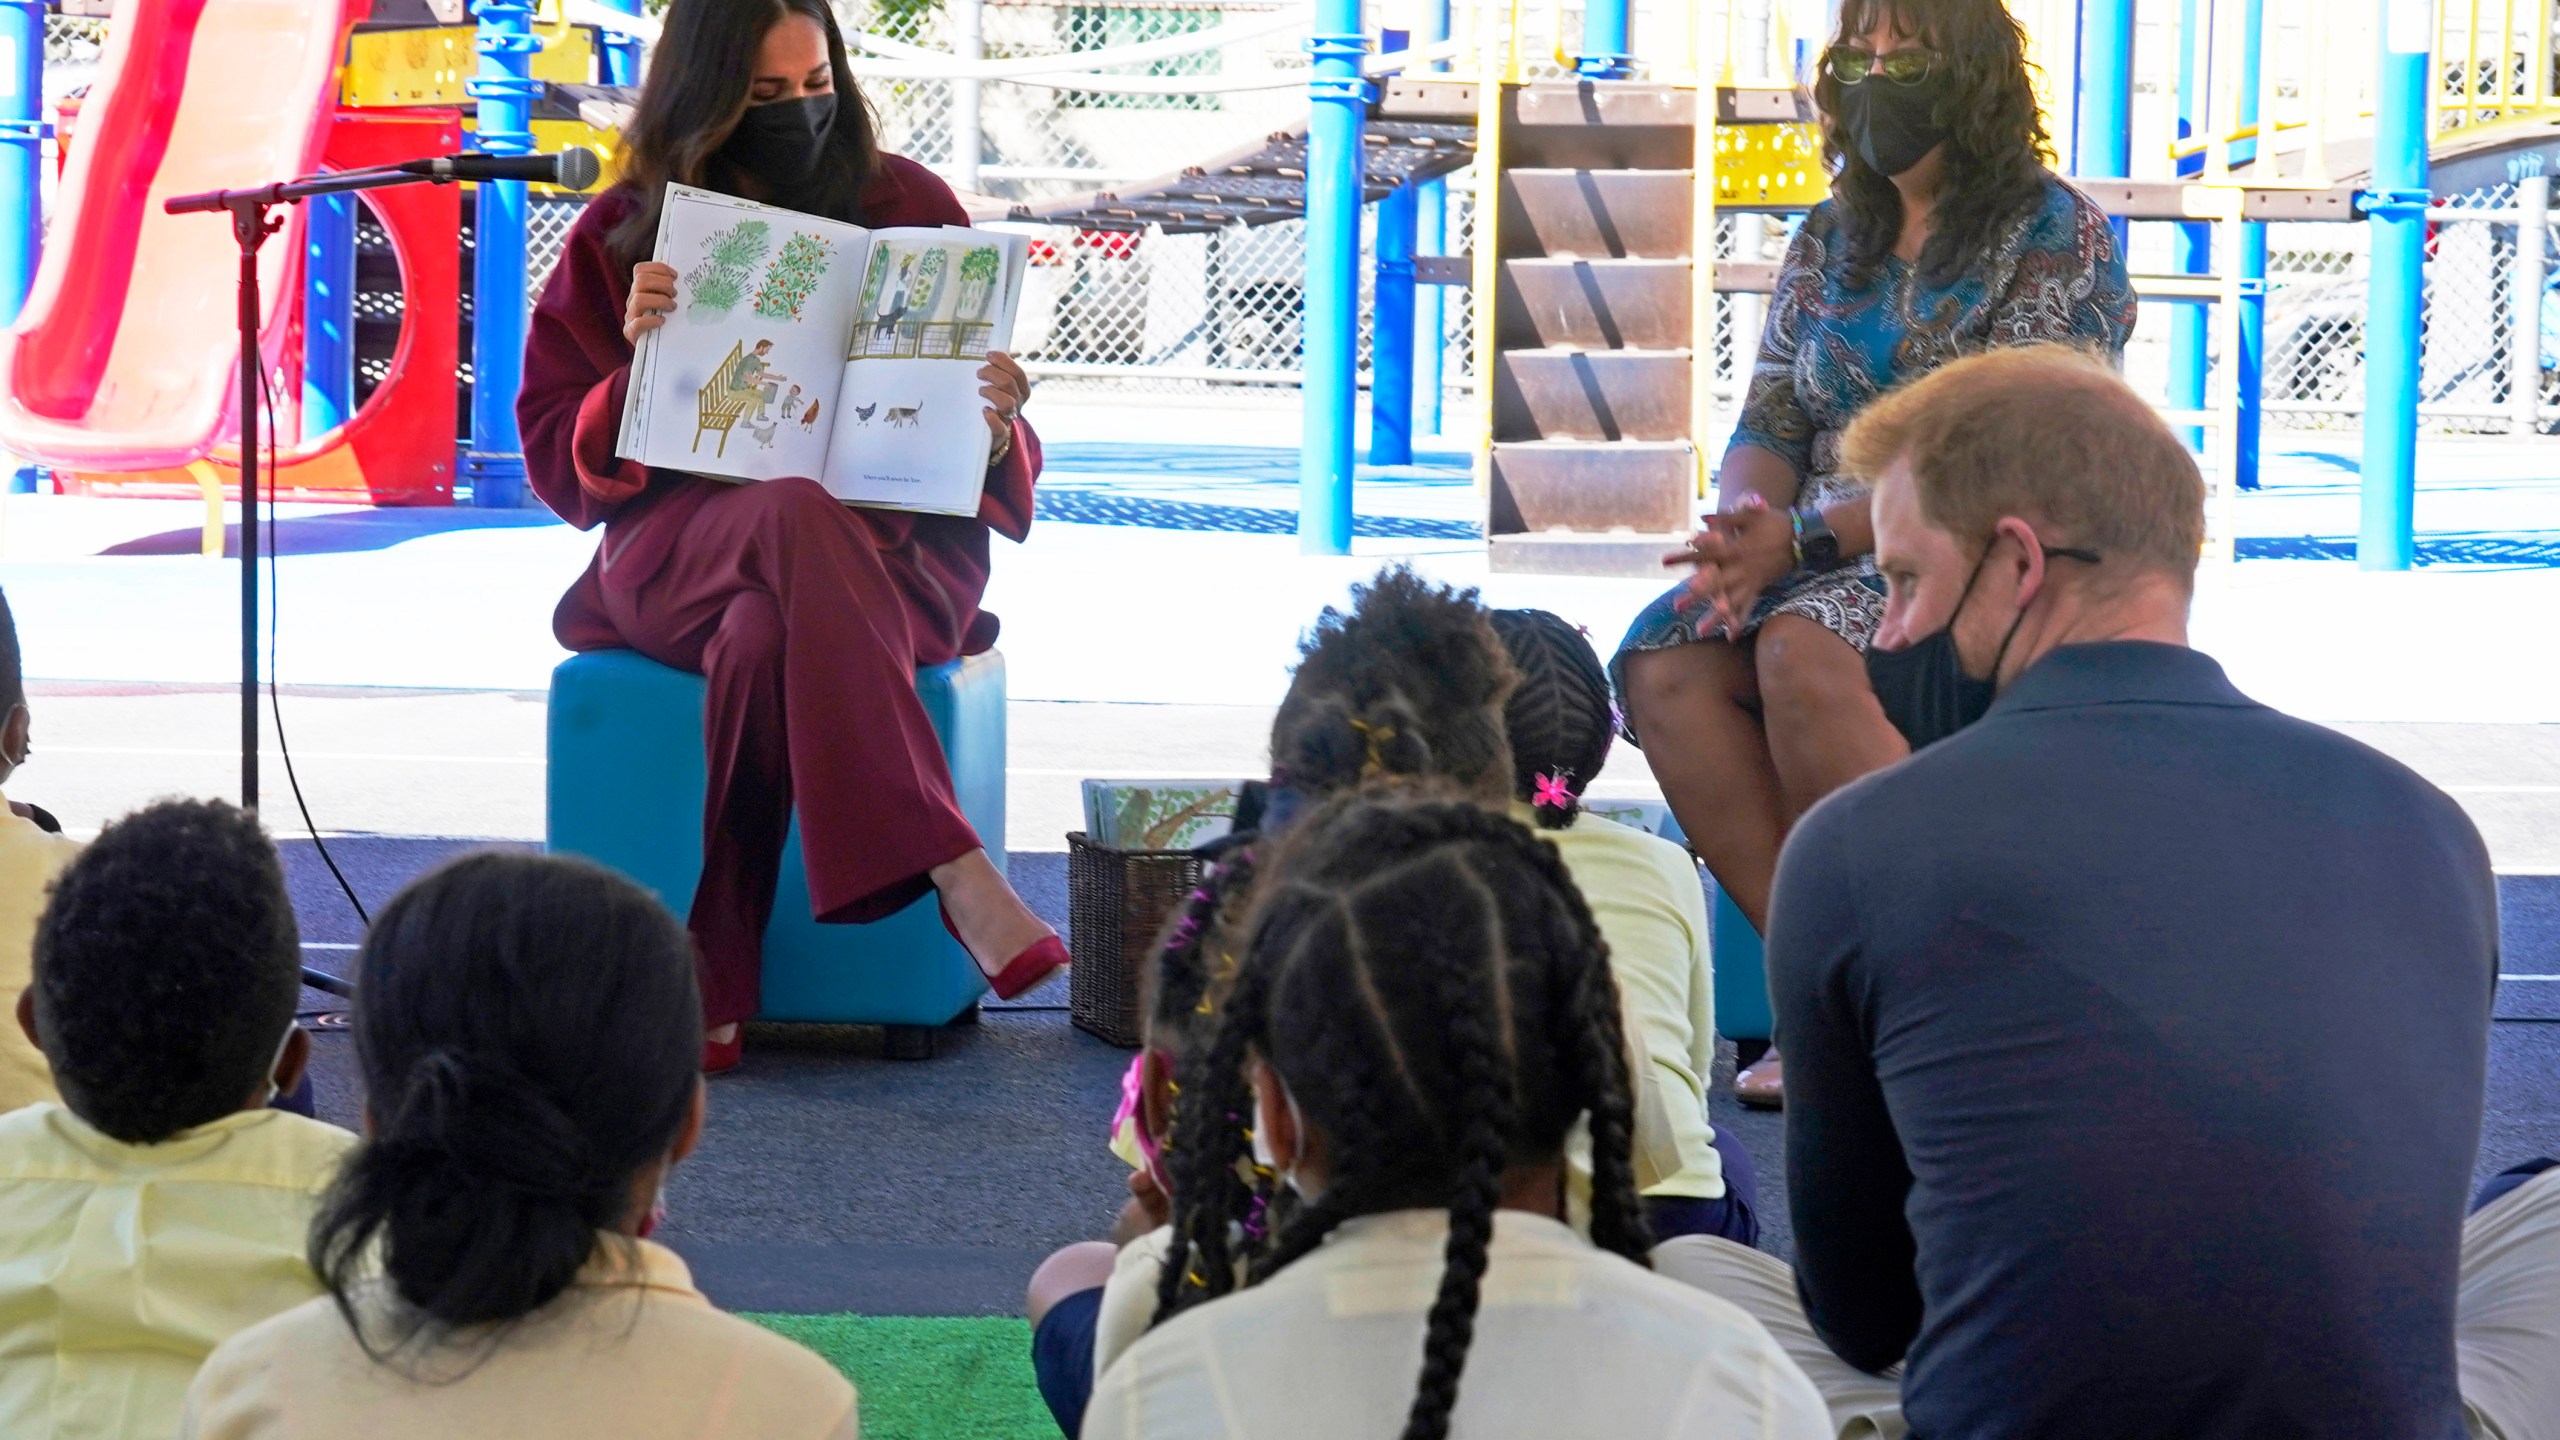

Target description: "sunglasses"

left=1826, top=46, right=1940, bottom=86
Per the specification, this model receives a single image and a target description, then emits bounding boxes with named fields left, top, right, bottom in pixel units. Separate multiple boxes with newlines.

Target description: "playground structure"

left=0, top=1, right=2553, bottom=576
left=0, top=0, right=631, bottom=511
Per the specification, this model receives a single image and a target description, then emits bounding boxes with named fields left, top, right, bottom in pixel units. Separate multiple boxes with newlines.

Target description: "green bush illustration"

left=752, top=231, right=834, bottom=322
left=955, top=245, right=1001, bottom=321
left=684, top=219, right=772, bottom=316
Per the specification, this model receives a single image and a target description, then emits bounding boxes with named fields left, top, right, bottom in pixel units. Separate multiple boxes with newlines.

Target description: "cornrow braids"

left=1488, top=609, right=1615, bottom=831
left=1143, top=846, right=1263, bottom=1069
left=1271, top=566, right=1518, bottom=809
left=1153, top=787, right=1652, bottom=1440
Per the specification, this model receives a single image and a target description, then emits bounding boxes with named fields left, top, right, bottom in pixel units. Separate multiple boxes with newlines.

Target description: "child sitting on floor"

left=1026, top=844, right=1259, bottom=1436
left=0, top=798, right=353, bottom=1440
left=1489, top=608, right=1759, bottom=1246
left=1085, top=789, right=1827, bottom=1439
left=181, top=852, right=857, bottom=1440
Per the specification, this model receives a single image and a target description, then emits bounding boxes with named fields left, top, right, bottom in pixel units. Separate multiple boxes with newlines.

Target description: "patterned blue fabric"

left=1613, top=173, right=2137, bottom=705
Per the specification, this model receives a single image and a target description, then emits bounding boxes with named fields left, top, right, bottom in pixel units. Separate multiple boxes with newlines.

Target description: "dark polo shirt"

left=1768, top=641, right=2498, bottom=1440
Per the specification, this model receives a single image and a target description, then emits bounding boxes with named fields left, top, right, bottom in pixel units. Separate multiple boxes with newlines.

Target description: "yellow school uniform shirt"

left=0, top=1102, right=354, bottom=1440
left=0, top=796, right=81, bottom=1112
left=1529, top=807, right=1727, bottom=1201
left=182, top=1236, right=859, bottom=1440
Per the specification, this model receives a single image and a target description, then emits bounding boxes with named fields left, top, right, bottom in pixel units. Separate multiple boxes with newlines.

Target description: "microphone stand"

left=166, top=166, right=461, bottom=1000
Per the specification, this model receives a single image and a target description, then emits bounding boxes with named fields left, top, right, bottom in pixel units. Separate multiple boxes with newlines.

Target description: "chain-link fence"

left=2258, top=180, right=2554, bottom=434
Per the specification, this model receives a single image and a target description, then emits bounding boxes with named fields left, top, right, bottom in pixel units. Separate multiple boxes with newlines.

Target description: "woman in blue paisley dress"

left=1612, top=0, right=2136, bottom=1106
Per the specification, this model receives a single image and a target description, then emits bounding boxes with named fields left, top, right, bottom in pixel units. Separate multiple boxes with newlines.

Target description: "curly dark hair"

left=1815, top=0, right=2053, bottom=289
left=1488, top=610, right=1614, bottom=831
left=1270, top=566, right=1517, bottom=807
left=1152, top=788, right=1651, bottom=1440
left=31, top=799, right=301, bottom=1143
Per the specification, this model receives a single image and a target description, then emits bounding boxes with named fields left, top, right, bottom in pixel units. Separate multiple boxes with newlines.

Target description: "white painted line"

left=2501, top=975, right=2560, bottom=982
left=300, top=943, right=358, bottom=951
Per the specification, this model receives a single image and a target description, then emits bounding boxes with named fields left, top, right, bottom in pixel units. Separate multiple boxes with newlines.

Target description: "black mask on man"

left=1834, top=72, right=1951, bottom=177
left=1866, top=538, right=2102, bottom=750
left=719, top=93, right=838, bottom=187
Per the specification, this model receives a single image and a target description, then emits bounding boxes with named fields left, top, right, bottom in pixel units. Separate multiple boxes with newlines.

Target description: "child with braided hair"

left=1490, top=608, right=1761, bottom=1246
left=1085, top=789, right=1825, bottom=1440
left=1025, top=842, right=1260, bottom=1437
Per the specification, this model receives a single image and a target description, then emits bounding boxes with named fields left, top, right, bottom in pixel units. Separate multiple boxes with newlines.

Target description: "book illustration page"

left=821, top=227, right=1025, bottom=515
left=851, top=236, right=1007, bottom=361
left=622, top=186, right=866, bottom=482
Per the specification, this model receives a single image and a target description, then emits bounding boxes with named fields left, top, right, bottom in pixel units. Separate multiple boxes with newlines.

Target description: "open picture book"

left=616, top=183, right=1030, bottom=516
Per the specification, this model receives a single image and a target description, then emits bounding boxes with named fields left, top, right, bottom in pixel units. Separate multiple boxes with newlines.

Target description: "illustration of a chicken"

left=801, top=399, right=823, bottom=431
left=852, top=401, right=877, bottom=425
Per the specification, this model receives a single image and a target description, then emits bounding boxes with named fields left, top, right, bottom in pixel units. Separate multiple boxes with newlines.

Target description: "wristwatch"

left=1790, top=505, right=1842, bottom=572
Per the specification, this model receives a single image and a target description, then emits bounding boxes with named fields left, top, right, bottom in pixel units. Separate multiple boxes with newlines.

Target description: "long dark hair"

left=1488, top=609, right=1613, bottom=831
left=1153, top=790, right=1651, bottom=1440
left=608, top=0, right=883, bottom=260
left=309, top=852, right=703, bottom=1355
left=1814, top=0, right=2051, bottom=288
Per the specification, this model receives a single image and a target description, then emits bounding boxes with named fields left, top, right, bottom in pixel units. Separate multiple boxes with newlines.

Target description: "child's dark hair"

left=1487, top=609, right=1614, bottom=831
left=0, top=583, right=24, bottom=716
left=31, top=799, right=299, bottom=1143
left=1154, top=789, right=1651, bottom=1440
left=1270, top=567, right=1516, bottom=806
left=1143, top=847, right=1259, bottom=1069
left=311, top=852, right=701, bottom=1350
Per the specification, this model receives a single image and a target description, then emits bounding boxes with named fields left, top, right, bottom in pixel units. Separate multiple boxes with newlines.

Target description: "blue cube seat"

left=1650, top=809, right=1770, bottom=1044
left=546, top=648, right=1005, bottom=1038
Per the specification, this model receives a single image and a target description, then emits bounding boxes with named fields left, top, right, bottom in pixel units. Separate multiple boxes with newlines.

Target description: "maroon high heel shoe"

left=702, top=1028, right=743, bottom=1075
left=941, top=911, right=1069, bottom=1001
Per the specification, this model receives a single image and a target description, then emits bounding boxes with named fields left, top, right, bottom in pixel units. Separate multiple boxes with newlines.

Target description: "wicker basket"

left=1066, top=831, right=1208, bottom=1047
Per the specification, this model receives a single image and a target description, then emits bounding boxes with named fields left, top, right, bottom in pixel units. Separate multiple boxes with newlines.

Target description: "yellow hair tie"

left=1348, top=717, right=1398, bottom=776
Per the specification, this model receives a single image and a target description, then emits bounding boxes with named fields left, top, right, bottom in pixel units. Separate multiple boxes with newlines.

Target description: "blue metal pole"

left=1300, top=0, right=1368, bottom=555
left=2074, top=0, right=2134, bottom=249
left=466, top=0, right=539, bottom=508
left=2169, top=0, right=2207, bottom=451
left=0, top=0, right=42, bottom=493
left=1371, top=183, right=1417, bottom=465
left=595, top=0, right=644, bottom=86
left=1414, top=176, right=1445, bottom=437
left=1413, top=0, right=1449, bottom=439
left=1368, top=28, right=1415, bottom=467
left=2230, top=0, right=2267, bottom=491
left=1577, top=0, right=1631, bottom=79
left=2361, top=0, right=2431, bottom=569
left=301, top=194, right=357, bottom=435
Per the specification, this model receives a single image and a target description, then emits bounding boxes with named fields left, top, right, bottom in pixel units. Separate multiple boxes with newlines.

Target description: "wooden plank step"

left=1498, top=169, right=1693, bottom=260
left=1493, top=349, right=1693, bottom=443
left=1497, top=258, right=1692, bottom=350
left=1490, top=439, right=1695, bottom=536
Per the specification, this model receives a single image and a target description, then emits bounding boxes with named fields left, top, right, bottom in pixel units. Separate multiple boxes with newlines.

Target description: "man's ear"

left=14, top=988, right=37, bottom=1054
left=1993, top=516, right=2050, bottom=608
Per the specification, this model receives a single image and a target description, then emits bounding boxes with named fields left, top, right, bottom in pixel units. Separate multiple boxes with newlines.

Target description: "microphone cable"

left=256, top=364, right=369, bottom=997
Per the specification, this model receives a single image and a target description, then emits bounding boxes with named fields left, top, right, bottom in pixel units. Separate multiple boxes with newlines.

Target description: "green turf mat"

left=743, top=1314, right=1056, bottom=1440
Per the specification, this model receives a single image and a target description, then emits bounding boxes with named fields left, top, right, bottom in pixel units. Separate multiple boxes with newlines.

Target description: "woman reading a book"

left=519, top=0, right=1061, bottom=1074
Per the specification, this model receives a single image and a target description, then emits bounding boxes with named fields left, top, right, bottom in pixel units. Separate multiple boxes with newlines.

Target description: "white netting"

left=526, top=196, right=586, bottom=306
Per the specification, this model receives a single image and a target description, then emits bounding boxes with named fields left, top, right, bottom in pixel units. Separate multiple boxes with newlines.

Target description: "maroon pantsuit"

left=518, top=160, right=1038, bottom=1028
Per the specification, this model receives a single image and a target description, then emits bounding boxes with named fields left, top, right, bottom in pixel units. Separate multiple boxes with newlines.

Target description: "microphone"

left=395, top=149, right=603, bottom=190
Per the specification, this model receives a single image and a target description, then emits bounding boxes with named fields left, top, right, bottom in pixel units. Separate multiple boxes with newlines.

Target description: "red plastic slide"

left=0, top=0, right=359, bottom=470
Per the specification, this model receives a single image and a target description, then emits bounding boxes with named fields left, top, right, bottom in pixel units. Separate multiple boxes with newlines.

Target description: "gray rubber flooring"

left=280, top=839, right=2560, bottom=1316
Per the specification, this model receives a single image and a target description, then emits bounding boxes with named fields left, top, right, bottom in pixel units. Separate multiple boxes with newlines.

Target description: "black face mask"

left=1834, top=72, right=1951, bottom=177
left=719, top=92, right=837, bottom=187
left=1866, top=539, right=2102, bottom=750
